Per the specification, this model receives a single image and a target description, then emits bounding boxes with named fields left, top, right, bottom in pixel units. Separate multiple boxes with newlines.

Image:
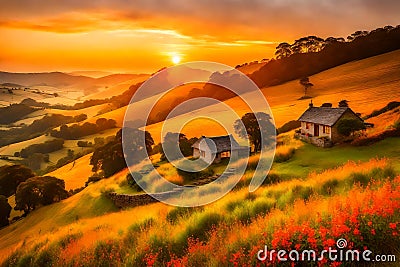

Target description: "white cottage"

left=192, top=135, right=249, bottom=164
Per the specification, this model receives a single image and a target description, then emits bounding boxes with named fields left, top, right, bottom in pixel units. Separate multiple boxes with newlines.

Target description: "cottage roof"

left=192, top=135, right=243, bottom=153
left=298, top=107, right=361, bottom=126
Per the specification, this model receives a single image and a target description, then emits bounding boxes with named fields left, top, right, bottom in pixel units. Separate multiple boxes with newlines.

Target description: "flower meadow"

left=2, top=159, right=399, bottom=266
left=145, top=177, right=400, bottom=266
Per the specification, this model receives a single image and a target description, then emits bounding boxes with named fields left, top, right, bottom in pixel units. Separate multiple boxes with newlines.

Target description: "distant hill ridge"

left=0, top=71, right=144, bottom=95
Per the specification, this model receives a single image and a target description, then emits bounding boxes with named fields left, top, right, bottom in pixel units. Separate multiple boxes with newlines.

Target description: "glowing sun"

left=172, top=55, right=181, bottom=64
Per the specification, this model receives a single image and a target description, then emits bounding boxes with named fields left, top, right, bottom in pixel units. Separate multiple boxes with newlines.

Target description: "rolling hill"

left=0, top=72, right=142, bottom=101
left=142, top=49, right=400, bottom=142
left=55, top=49, right=400, bottom=144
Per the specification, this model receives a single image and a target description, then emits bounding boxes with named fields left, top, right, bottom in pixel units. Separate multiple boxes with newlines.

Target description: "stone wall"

left=108, top=189, right=183, bottom=208
left=295, top=133, right=333, bottom=148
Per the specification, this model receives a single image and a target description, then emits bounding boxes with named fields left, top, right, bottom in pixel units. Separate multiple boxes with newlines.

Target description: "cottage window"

left=201, top=151, right=205, bottom=157
left=221, top=151, right=230, bottom=158
left=323, top=126, right=330, bottom=134
left=306, top=123, right=311, bottom=130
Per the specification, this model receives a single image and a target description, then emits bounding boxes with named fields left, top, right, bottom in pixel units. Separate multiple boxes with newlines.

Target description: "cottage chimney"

left=309, top=100, right=314, bottom=108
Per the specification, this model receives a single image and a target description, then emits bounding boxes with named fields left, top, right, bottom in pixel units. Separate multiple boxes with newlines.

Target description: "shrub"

left=383, top=166, right=397, bottom=180
left=58, top=232, right=83, bottom=249
left=348, top=172, right=370, bottom=187
left=126, top=172, right=144, bottom=192
left=262, top=173, right=281, bottom=185
left=251, top=198, right=275, bottom=217
left=128, top=218, right=154, bottom=232
left=77, top=141, right=93, bottom=147
left=336, top=118, right=366, bottom=137
left=274, top=147, right=295, bottom=163
left=292, top=185, right=314, bottom=201
left=85, top=174, right=104, bottom=186
left=232, top=205, right=252, bottom=224
left=34, top=248, right=57, bottom=267
left=183, top=212, right=222, bottom=242
left=320, top=178, right=339, bottom=195
left=225, top=200, right=242, bottom=212
left=93, top=240, right=122, bottom=267
left=276, top=190, right=295, bottom=209
left=17, top=254, right=34, bottom=267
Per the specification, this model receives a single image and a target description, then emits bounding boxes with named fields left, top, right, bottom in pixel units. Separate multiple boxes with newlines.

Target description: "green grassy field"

left=1, top=132, right=399, bottom=259
left=273, top=137, right=400, bottom=179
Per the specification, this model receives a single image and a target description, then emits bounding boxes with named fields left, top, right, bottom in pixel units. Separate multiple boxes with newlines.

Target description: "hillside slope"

left=81, top=50, right=400, bottom=143
left=143, top=49, right=400, bottom=142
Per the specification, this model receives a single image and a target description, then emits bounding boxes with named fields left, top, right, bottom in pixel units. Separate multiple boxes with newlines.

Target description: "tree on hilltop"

left=299, top=77, right=314, bottom=96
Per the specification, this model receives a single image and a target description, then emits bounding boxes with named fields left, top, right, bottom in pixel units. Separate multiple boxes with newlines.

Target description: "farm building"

left=296, top=102, right=364, bottom=147
left=192, top=135, right=249, bottom=164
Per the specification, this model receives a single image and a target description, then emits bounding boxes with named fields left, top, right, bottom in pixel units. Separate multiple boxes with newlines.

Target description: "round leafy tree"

left=0, top=165, right=35, bottom=197
left=336, top=118, right=365, bottom=137
left=15, top=176, right=69, bottom=214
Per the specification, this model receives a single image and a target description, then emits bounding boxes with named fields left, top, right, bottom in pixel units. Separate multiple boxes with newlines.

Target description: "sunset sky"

left=0, top=0, right=399, bottom=74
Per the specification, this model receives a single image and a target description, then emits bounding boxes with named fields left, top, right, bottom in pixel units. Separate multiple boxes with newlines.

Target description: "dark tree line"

left=252, top=25, right=400, bottom=88
left=0, top=103, right=39, bottom=124
left=50, top=118, right=116, bottom=140
left=18, top=139, right=64, bottom=158
left=20, top=81, right=145, bottom=111
left=0, top=113, right=87, bottom=147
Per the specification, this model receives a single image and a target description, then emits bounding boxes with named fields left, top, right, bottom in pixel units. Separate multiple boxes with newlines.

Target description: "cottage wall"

left=193, top=148, right=200, bottom=158
left=198, top=140, right=215, bottom=164
left=301, top=122, right=314, bottom=136
left=318, top=125, right=331, bottom=139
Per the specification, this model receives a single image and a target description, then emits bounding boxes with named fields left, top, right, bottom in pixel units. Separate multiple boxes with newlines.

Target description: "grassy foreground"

left=1, top=135, right=399, bottom=266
